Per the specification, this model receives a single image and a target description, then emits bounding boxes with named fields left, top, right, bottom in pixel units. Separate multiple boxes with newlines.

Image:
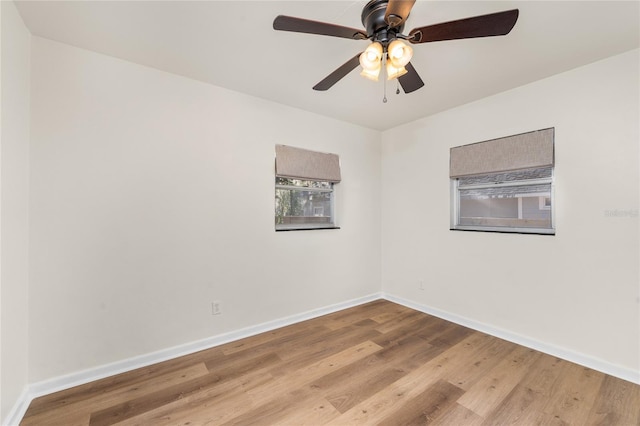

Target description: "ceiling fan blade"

left=385, top=0, right=416, bottom=28
left=274, top=15, right=367, bottom=40
left=313, top=53, right=362, bottom=91
left=409, top=9, right=519, bottom=44
left=397, top=62, right=424, bottom=93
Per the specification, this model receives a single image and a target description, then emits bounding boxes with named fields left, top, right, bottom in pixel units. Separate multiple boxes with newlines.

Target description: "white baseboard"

left=383, top=292, right=640, bottom=385
left=6, top=290, right=638, bottom=425
left=3, top=292, right=382, bottom=426
left=2, top=387, right=30, bottom=426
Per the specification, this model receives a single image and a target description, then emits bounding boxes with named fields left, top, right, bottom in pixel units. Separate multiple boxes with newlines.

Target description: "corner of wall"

left=1, top=1, right=31, bottom=424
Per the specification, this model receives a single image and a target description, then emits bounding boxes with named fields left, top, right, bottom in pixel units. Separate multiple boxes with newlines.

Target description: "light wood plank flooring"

left=21, top=300, right=640, bottom=425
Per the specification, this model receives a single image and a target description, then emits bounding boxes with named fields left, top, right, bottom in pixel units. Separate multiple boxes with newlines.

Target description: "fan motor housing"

left=361, top=0, right=405, bottom=43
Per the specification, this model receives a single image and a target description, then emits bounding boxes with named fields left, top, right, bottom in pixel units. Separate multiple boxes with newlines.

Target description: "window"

left=451, top=166, right=554, bottom=234
left=274, top=145, right=341, bottom=231
left=275, top=178, right=335, bottom=230
left=539, top=195, right=551, bottom=210
left=450, top=128, right=555, bottom=235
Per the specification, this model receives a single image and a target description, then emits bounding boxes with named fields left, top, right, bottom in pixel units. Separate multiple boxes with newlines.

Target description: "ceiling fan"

left=273, top=0, right=519, bottom=94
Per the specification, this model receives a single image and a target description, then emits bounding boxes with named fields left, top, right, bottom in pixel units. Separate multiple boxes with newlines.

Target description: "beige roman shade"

left=450, top=128, right=554, bottom=178
left=275, top=145, right=341, bottom=182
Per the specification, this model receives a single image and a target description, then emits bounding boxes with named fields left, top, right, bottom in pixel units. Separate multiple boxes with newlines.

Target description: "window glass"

left=275, top=178, right=335, bottom=230
left=452, top=166, right=554, bottom=234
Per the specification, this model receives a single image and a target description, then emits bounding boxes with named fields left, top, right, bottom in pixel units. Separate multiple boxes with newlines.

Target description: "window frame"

left=275, top=178, right=338, bottom=231
left=450, top=168, right=555, bottom=235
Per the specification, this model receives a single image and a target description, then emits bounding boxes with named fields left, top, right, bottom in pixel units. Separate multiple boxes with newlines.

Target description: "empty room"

left=1, top=0, right=639, bottom=424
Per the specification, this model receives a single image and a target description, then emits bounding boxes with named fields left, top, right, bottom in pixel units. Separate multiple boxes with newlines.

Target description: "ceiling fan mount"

left=361, top=0, right=405, bottom=43
left=273, top=0, right=519, bottom=94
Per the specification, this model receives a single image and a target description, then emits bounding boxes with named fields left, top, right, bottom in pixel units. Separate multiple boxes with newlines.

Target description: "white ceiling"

left=15, top=1, right=640, bottom=131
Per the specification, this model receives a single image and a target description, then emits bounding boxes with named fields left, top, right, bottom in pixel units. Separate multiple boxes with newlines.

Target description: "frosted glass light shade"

left=359, top=42, right=383, bottom=70
left=388, top=39, right=413, bottom=68
left=360, top=67, right=381, bottom=81
left=386, top=62, right=408, bottom=80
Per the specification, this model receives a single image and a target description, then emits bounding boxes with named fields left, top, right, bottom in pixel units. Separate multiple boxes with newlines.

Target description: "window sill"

left=450, top=227, right=555, bottom=236
left=276, top=226, right=341, bottom=232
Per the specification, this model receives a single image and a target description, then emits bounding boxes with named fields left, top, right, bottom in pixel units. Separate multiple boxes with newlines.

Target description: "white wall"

left=28, top=37, right=381, bottom=383
left=382, top=49, right=639, bottom=376
left=1, top=0, right=31, bottom=422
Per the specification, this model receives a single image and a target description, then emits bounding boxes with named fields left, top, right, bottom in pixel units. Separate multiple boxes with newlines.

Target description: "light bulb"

left=390, top=46, right=403, bottom=59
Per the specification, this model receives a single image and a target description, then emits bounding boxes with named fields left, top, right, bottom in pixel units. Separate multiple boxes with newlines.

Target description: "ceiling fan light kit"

left=273, top=0, right=519, bottom=96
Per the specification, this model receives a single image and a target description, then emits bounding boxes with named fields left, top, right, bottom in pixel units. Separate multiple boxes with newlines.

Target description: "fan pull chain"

left=382, top=53, right=388, bottom=103
left=396, top=79, right=400, bottom=95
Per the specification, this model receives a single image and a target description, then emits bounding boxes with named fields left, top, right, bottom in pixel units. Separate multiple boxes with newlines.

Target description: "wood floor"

left=21, top=300, right=640, bottom=425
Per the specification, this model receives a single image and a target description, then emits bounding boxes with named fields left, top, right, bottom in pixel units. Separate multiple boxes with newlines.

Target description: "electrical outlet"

left=211, top=301, right=222, bottom=316
left=419, top=280, right=425, bottom=291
